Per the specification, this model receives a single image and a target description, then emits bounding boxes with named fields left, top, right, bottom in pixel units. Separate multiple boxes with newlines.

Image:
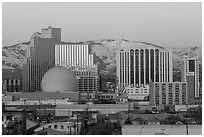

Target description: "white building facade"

left=117, top=47, right=173, bottom=89
left=55, top=44, right=99, bottom=94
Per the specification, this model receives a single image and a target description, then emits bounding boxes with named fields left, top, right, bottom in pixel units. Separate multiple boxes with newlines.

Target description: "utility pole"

left=186, top=103, right=189, bottom=135
left=76, top=113, right=79, bottom=135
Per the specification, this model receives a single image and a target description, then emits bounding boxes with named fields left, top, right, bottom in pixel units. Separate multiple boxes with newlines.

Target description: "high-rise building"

left=149, top=81, right=187, bottom=105
left=116, top=46, right=173, bottom=89
left=55, top=44, right=99, bottom=94
left=22, top=27, right=61, bottom=92
left=181, top=56, right=200, bottom=98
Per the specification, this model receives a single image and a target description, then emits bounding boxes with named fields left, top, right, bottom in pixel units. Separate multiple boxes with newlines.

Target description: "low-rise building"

left=2, top=79, right=22, bottom=93
left=123, top=85, right=149, bottom=100
left=34, top=121, right=81, bottom=135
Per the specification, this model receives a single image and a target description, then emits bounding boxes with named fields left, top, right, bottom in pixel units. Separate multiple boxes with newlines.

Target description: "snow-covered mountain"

left=2, top=39, right=202, bottom=81
left=2, top=42, right=29, bottom=69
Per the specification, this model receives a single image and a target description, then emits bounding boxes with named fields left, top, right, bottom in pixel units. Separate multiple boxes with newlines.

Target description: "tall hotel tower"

left=117, top=44, right=173, bottom=89
left=22, top=27, right=61, bottom=92
left=55, top=44, right=99, bottom=94
left=181, top=56, right=200, bottom=98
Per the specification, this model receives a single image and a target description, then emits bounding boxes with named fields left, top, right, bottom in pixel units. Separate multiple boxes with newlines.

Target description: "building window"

left=54, top=125, right=58, bottom=129
left=61, top=125, right=64, bottom=129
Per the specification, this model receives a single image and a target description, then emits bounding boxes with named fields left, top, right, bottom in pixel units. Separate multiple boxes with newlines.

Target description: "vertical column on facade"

left=133, top=50, right=136, bottom=87
left=54, top=45, right=58, bottom=66
left=154, top=49, right=156, bottom=82
left=196, top=59, right=199, bottom=97
left=166, top=52, right=168, bottom=82
left=62, top=45, right=65, bottom=67
left=59, top=45, right=62, bottom=66
left=158, top=51, right=160, bottom=82
left=63, top=45, right=67, bottom=67
left=144, top=49, right=146, bottom=86
left=128, top=52, right=131, bottom=86
left=166, top=52, right=169, bottom=82
left=70, top=45, right=72, bottom=66
left=121, top=52, right=123, bottom=88
left=67, top=45, right=69, bottom=67
left=145, top=49, right=149, bottom=85
left=118, top=52, right=121, bottom=88
left=163, top=52, right=166, bottom=82
left=161, top=52, right=163, bottom=82
left=149, top=49, right=151, bottom=83
left=76, top=45, right=78, bottom=67
left=85, top=45, right=88, bottom=66
left=138, top=50, right=140, bottom=87
left=87, top=45, right=90, bottom=66
left=78, top=45, right=80, bottom=67
left=66, top=45, right=69, bottom=67
left=82, top=45, right=84, bottom=67
left=73, top=44, right=76, bottom=67
left=126, top=52, right=128, bottom=87
left=121, top=52, right=124, bottom=88
left=79, top=45, right=82, bottom=67
left=159, top=52, right=162, bottom=82
left=169, top=51, right=173, bottom=82
left=123, top=52, right=126, bottom=87
left=29, top=60, right=32, bottom=92
left=73, top=45, right=76, bottom=67
left=163, top=52, right=165, bottom=82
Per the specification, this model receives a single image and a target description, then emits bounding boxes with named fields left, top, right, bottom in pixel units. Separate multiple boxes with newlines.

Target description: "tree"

left=188, top=106, right=202, bottom=124
left=163, top=115, right=182, bottom=124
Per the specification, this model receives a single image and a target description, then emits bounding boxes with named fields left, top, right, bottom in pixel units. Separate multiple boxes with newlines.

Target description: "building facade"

left=117, top=47, right=173, bottom=89
left=123, top=85, right=149, bottom=100
left=55, top=44, right=99, bottom=94
left=181, top=56, right=200, bottom=98
left=2, top=79, right=22, bottom=93
left=22, top=27, right=61, bottom=92
left=186, top=76, right=202, bottom=105
left=149, top=81, right=187, bottom=105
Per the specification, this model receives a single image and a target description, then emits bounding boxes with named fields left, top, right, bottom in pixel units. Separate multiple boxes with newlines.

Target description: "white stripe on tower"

left=123, top=52, right=125, bottom=87
left=86, top=45, right=88, bottom=66
left=78, top=45, right=81, bottom=66
left=164, top=52, right=166, bottom=82
left=158, top=50, right=160, bottom=82
left=144, top=49, right=146, bottom=86
left=129, top=51, right=131, bottom=85
left=59, top=45, right=62, bottom=66
left=68, top=45, right=70, bottom=67
left=62, top=45, right=65, bottom=67
left=161, top=52, right=163, bottom=82
left=149, top=49, right=151, bottom=83
left=154, top=49, right=156, bottom=82
left=138, top=50, right=140, bottom=87
left=71, top=45, right=73, bottom=66
left=82, top=45, right=84, bottom=67
left=133, top=50, right=136, bottom=86
left=75, top=45, right=77, bottom=66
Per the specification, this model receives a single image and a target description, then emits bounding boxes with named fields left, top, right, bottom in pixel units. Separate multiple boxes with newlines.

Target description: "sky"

left=2, top=2, right=202, bottom=48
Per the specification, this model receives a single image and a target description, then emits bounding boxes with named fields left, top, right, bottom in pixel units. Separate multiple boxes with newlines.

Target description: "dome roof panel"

left=41, top=66, right=77, bottom=92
